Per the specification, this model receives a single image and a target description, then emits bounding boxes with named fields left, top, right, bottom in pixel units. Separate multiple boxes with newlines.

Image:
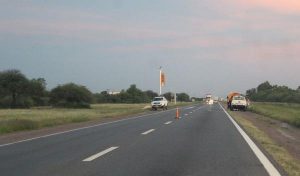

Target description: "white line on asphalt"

left=141, top=129, right=155, bottom=135
left=0, top=107, right=181, bottom=147
left=164, top=121, right=173, bottom=125
left=185, top=106, right=194, bottom=110
left=83, top=146, right=119, bottom=162
left=219, top=103, right=281, bottom=176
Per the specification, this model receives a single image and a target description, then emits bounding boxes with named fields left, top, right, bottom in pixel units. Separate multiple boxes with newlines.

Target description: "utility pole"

left=174, top=92, right=177, bottom=105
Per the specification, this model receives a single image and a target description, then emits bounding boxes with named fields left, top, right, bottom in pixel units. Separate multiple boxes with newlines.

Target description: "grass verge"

left=0, top=102, right=199, bottom=135
left=226, top=109, right=300, bottom=176
left=249, top=102, right=300, bottom=128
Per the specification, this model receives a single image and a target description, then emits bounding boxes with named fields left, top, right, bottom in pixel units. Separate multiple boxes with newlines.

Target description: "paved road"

left=0, top=103, right=278, bottom=176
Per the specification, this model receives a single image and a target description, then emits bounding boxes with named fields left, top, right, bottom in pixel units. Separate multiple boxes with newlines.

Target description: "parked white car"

left=151, top=97, right=168, bottom=110
left=230, top=95, right=248, bottom=111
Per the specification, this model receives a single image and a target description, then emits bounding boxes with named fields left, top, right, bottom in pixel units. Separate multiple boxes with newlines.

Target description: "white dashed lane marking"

left=83, top=147, right=119, bottom=162
left=141, top=129, right=155, bottom=135
left=164, top=121, right=173, bottom=125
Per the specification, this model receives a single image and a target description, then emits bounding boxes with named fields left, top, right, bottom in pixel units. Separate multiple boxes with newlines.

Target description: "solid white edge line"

left=164, top=121, right=172, bottom=125
left=218, top=103, right=281, bottom=176
left=83, top=146, right=119, bottom=162
left=0, top=108, right=178, bottom=148
left=141, top=129, right=155, bottom=135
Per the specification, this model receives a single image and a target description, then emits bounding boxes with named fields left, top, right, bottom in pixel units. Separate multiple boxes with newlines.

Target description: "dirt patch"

left=232, top=110, right=300, bottom=161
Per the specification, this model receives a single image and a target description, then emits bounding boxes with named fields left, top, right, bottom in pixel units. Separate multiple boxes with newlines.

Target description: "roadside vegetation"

left=227, top=109, right=300, bottom=176
left=0, top=102, right=198, bottom=135
left=249, top=102, right=300, bottom=128
left=0, top=69, right=201, bottom=135
left=0, top=69, right=197, bottom=109
left=246, top=81, right=300, bottom=103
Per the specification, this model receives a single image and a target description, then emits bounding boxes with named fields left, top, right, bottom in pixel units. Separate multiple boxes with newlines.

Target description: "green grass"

left=0, top=102, right=199, bottom=134
left=227, top=110, right=300, bottom=176
left=249, top=102, right=300, bottom=127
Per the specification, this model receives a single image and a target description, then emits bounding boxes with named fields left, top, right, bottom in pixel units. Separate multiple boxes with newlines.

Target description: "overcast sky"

left=0, top=0, right=299, bottom=97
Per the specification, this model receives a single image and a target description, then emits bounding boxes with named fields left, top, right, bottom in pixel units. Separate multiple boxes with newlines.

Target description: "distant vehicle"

left=208, top=99, right=214, bottom=105
left=228, top=94, right=248, bottom=111
left=213, top=97, right=219, bottom=103
left=205, top=94, right=212, bottom=104
left=151, top=97, right=168, bottom=110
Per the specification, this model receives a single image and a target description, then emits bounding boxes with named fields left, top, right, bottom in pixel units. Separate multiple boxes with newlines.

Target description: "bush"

left=50, top=83, right=92, bottom=108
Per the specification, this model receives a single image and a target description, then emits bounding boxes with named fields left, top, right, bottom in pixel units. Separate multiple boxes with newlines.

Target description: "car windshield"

left=153, top=97, right=163, bottom=101
left=233, top=96, right=245, bottom=100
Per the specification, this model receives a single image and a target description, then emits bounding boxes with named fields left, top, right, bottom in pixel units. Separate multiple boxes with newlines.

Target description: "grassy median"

left=0, top=102, right=198, bottom=134
left=249, top=102, right=300, bottom=128
left=226, top=108, right=300, bottom=176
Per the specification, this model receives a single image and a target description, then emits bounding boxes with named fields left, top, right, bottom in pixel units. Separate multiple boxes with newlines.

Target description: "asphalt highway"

left=0, top=103, right=280, bottom=176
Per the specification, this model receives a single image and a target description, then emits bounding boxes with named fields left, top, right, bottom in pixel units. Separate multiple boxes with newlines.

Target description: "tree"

left=27, top=78, right=48, bottom=106
left=125, top=84, right=148, bottom=103
left=257, top=81, right=273, bottom=92
left=163, top=92, right=173, bottom=101
left=144, top=90, right=158, bottom=100
left=246, top=88, right=256, bottom=98
left=177, top=93, right=190, bottom=102
left=50, top=83, right=93, bottom=108
left=0, top=69, right=29, bottom=108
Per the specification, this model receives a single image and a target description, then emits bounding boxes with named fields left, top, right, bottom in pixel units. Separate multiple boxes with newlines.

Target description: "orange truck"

left=227, top=92, right=248, bottom=111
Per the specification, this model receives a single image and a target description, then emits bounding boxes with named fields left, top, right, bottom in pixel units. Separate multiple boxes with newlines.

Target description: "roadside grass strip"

left=83, top=147, right=119, bottom=162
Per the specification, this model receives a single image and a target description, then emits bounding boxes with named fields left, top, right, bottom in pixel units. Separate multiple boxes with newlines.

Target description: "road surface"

left=0, top=103, right=280, bottom=176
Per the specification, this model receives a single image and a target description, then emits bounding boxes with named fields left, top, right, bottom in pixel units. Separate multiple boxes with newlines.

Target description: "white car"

left=151, top=97, right=168, bottom=110
left=230, top=95, right=248, bottom=111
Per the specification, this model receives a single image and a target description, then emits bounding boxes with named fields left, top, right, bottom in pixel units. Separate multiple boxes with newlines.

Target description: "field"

left=249, top=102, right=300, bottom=127
left=0, top=102, right=197, bottom=134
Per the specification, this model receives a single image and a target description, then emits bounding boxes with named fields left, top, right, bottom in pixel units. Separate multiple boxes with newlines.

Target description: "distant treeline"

left=246, top=81, right=300, bottom=103
left=0, top=69, right=193, bottom=109
left=94, top=86, right=191, bottom=104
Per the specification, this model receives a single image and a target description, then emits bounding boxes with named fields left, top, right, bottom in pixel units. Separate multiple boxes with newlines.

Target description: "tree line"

left=0, top=69, right=192, bottom=109
left=94, top=85, right=191, bottom=104
left=246, top=81, right=300, bottom=103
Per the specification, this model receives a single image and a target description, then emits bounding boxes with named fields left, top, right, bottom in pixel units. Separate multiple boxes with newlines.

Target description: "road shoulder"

left=221, top=103, right=300, bottom=176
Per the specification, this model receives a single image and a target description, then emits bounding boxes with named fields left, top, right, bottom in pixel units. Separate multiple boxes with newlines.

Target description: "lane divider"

left=164, top=121, right=173, bottom=125
left=219, top=103, right=281, bottom=176
left=0, top=104, right=203, bottom=147
left=83, top=146, right=119, bottom=162
left=141, top=129, right=155, bottom=135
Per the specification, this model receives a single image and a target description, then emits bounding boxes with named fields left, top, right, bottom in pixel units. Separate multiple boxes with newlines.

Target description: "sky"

left=0, top=0, right=300, bottom=97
